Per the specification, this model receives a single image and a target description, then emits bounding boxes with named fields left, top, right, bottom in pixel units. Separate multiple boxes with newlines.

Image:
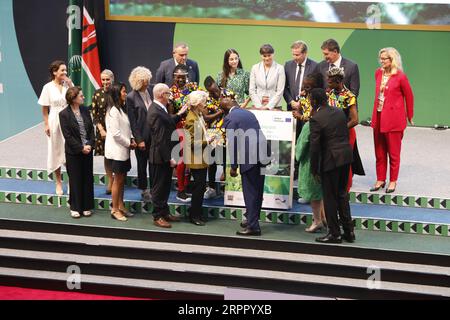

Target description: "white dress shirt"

left=295, top=59, right=307, bottom=94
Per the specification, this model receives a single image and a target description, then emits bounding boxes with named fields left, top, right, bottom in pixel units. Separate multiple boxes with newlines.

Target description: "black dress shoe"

left=386, top=182, right=397, bottom=193
left=315, top=233, right=342, bottom=244
left=342, top=231, right=356, bottom=243
left=236, top=228, right=261, bottom=236
left=190, top=219, right=205, bottom=226
left=240, top=221, right=248, bottom=229
left=200, top=216, right=209, bottom=223
left=370, top=182, right=385, bottom=192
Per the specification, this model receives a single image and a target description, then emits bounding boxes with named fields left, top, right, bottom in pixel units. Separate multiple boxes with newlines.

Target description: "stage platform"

left=2, top=123, right=450, bottom=199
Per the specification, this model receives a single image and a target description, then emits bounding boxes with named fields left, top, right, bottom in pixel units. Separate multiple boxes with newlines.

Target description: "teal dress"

left=217, top=68, right=250, bottom=105
left=295, top=122, right=323, bottom=201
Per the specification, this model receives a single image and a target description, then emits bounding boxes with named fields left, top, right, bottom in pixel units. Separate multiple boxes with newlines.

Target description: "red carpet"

left=0, top=286, right=149, bottom=300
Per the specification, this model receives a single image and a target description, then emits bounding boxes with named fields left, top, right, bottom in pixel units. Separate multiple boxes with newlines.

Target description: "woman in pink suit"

left=370, top=47, right=414, bottom=193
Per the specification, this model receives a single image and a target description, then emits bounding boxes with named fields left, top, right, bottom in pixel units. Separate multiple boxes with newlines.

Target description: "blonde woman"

left=127, top=66, right=153, bottom=202
left=184, top=91, right=214, bottom=226
left=38, top=60, right=73, bottom=195
left=370, top=48, right=414, bottom=194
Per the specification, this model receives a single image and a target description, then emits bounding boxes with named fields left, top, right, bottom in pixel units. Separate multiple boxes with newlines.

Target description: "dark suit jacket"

left=283, top=58, right=317, bottom=109
left=155, top=58, right=200, bottom=86
left=59, top=106, right=95, bottom=155
left=146, top=101, right=181, bottom=164
left=127, top=89, right=151, bottom=144
left=310, top=106, right=353, bottom=176
left=223, top=107, right=269, bottom=174
left=314, top=57, right=360, bottom=97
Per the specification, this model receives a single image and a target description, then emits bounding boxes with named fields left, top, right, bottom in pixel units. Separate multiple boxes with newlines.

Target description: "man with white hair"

left=147, top=83, right=188, bottom=228
left=155, top=42, right=200, bottom=86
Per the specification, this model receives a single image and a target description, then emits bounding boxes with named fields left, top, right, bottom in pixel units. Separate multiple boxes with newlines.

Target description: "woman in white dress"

left=38, top=60, right=73, bottom=195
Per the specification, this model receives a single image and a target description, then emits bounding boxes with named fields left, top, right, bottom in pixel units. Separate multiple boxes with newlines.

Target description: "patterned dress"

left=204, top=88, right=234, bottom=146
left=217, top=68, right=250, bottom=105
left=91, top=89, right=109, bottom=156
left=327, top=86, right=357, bottom=120
left=170, top=82, right=198, bottom=127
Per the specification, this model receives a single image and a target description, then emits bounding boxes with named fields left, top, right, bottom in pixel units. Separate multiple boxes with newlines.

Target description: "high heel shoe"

left=111, top=210, right=127, bottom=221
left=305, top=222, right=324, bottom=233
left=370, top=182, right=385, bottom=192
left=386, top=182, right=397, bottom=193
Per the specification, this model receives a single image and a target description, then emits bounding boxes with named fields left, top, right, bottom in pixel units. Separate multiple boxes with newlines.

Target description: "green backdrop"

left=174, top=23, right=450, bottom=127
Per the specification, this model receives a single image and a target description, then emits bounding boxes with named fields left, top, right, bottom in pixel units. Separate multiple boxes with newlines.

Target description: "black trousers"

left=321, top=164, right=354, bottom=237
left=149, top=162, right=172, bottom=220
left=241, top=165, right=265, bottom=231
left=207, top=146, right=226, bottom=189
left=135, top=149, right=151, bottom=190
left=189, top=168, right=207, bottom=220
left=66, top=152, right=94, bottom=212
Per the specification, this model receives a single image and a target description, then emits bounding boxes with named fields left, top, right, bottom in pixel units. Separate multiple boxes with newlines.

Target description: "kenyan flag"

left=67, top=0, right=101, bottom=107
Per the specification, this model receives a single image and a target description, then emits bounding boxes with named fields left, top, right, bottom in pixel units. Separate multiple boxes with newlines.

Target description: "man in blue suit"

left=155, top=42, right=200, bottom=86
left=222, top=97, right=270, bottom=236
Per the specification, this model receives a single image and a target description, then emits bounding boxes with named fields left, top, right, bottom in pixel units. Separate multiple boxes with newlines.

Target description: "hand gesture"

left=100, top=129, right=107, bottom=140
left=130, top=139, right=137, bottom=150
left=44, top=123, right=50, bottom=137
left=82, top=145, right=91, bottom=155
left=177, top=103, right=189, bottom=116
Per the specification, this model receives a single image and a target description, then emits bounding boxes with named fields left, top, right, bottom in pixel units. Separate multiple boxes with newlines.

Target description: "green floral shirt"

left=217, top=68, right=249, bottom=105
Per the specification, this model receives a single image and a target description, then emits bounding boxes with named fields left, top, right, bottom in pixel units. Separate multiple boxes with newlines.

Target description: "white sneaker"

left=204, top=187, right=217, bottom=199
left=297, top=197, right=310, bottom=204
left=70, top=211, right=81, bottom=218
left=82, top=210, right=92, bottom=217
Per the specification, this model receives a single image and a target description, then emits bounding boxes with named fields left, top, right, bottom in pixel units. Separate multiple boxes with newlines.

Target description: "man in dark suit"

left=284, top=40, right=317, bottom=112
left=222, top=97, right=270, bottom=236
left=155, top=42, right=200, bottom=86
left=314, top=39, right=360, bottom=97
left=147, top=83, right=188, bottom=228
left=283, top=40, right=317, bottom=182
left=309, top=88, right=355, bottom=244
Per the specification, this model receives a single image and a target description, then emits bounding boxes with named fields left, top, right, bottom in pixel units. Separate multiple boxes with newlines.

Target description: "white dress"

left=38, top=81, right=68, bottom=172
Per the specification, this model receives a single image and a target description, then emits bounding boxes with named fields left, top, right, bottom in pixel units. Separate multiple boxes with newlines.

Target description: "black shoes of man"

left=316, top=231, right=355, bottom=244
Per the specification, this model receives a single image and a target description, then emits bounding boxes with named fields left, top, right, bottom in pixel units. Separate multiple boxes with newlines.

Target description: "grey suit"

left=127, top=89, right=151, bottom=191
left=155, top=58, right=200, bottom=86
left=283, top=58, right=318, bottom=110
left=314, top=57, right=360, bottom=97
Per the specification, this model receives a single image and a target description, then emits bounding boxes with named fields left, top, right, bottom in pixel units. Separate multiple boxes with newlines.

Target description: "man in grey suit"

left=155, top=42, right=200, bottom=86
left=314, top=39, right=360, bottom=97
left=283, top=40, right=317, bottom=112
